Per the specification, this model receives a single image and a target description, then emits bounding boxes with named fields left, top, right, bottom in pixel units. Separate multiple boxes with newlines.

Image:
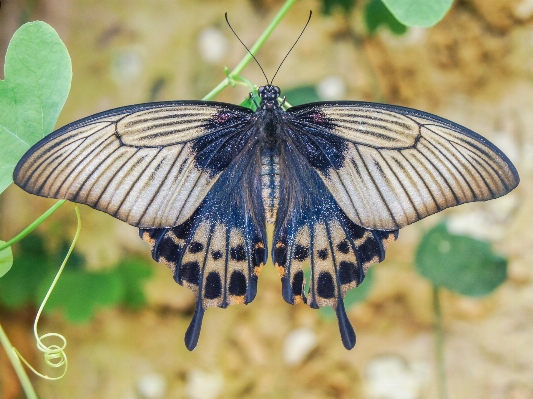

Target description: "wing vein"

left=354, top=146, right=397, bottom=226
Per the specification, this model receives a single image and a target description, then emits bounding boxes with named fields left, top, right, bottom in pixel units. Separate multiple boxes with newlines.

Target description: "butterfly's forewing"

left=273, top=138, right=398, bottom=349
left=13, top=101, right=254, bottom=228
left=285, top=102, right=520, bottom=230
left=140, top=136, right=267, bottom=350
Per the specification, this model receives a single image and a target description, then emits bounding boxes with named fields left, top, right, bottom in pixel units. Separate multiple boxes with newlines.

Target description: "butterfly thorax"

left=257, top=85, right=284, bottom=145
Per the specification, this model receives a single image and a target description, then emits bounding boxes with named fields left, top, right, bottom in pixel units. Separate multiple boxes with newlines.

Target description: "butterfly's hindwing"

left=13, top=101, right=254, bottom=228
left=272, top=139, right=398, bottom=349
left=285, top=102, right=520, bottom=230
left=140, top=140, right=267, bottom=350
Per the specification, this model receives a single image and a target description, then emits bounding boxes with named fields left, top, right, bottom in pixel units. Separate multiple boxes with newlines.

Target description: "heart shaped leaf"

left=415, top=223, right=507, bottom=297
left=365, top=0, right=408, bottom=35
left=0, top=242, right=13, bottom=279
left=381, top=0, right=453, bottom=27
left=0, top=21, right=72, bottom=194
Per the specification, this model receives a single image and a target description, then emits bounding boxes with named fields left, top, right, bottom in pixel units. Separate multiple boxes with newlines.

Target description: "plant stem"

left=0, top=200, right=66, bottom=251
left=202, top=0, right=298, bottom=101
left=433, top=285, right=448, bottom=399
left=0, top=324, right=39, bottom=399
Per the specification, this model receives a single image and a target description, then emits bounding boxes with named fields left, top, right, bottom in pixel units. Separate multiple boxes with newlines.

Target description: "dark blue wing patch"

left=273, top=140, right=398, bottom=349
left=140, top=142, right=267, bottom=350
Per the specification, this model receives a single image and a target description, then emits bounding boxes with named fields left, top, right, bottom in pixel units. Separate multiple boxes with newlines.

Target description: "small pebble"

left=317, top=75, right=346, bottom=100
left=185, top=369, right=223, bottom=399
left=198, top=27, right=228, bottom=64
left=365, top=355, right=427, bottom=399
left=514, top=0, right=533, bottom=19
left=283, top=327, right=318, bottom=365
left=110, top=47, right=143, bottom=84
left=137, top=372, right=166, bottom=399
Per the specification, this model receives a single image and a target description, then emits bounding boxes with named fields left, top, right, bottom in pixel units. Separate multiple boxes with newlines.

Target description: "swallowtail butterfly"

left=13, top=18, right=519, bottom=350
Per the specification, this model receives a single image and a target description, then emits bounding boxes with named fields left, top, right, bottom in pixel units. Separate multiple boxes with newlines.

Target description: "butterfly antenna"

left=225, top=12, right=270, bottom=85
left=271, top=10, right=312, bottom=85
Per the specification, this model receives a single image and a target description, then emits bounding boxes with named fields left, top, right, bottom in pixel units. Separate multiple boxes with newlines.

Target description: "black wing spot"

left=211, top=250, right=223, bottom=260
left=157, top=236, right=180, bottom=263
left=358, top=236, right=383, bottom=264
left=230, top=245, right=246, bottom=262
left=188, top=241, right=204, bottom=254
left=317, top=248, right=329, bottom=260
left=228, top=271, right=247, bottom=296
left=173, top=218, right=195, bottom=240
left=336, top=240, right=350, bottom=254
left=252, top=244, right=265, bottom=267
left=339, top=261, right=358, bottom=285
left=181, top=262, right=200, bottom=285
left=274, top=243, right=288, bottom=266
left=204, top=272, right=222, bottom=299
left=317, top=272, right=335, bottom=299
left=293, top=244, right=310, bottom=262
left=343, top=218, right=367, bottom=241
left=292, top=270, right=304, bottom=296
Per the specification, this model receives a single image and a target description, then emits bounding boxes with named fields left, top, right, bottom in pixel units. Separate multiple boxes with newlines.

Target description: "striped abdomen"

left=261, top=148, right=280, bottom=224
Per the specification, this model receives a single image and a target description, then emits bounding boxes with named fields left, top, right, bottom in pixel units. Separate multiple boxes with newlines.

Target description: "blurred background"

left=0, top=0, right=531, bottom=398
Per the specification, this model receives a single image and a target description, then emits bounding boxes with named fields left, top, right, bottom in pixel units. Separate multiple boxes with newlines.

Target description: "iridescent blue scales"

left=14, top=85, right=519, bottom=350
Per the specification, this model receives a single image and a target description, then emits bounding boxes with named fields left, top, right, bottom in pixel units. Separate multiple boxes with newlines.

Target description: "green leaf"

left=240, top=89, right=260, bottom=111
left=381, top=0, right=453, bottom=27
left=0, top=21, right=72, bottom=194
left=0, top=235, right=51, bottom=308
left=321, top=0, right=356, bottom=15
left=39, top=270, right=125, bottom=323
left=415, top=223, right=507, bottom=297
left=0, top=231, right=153, bottom=320
left=365, top=0, right=408, bottom=35
left=112, top=258, right=154, bottom=309
left=0, top=242, right=14, bottom=278
left=320, top=266, right=376, bottom=319
left=284, top=85, right=321, bottom=106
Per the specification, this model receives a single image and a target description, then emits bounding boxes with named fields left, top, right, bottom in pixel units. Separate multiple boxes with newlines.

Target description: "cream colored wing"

left=285, top=101, right=520, bottom=230
left=14, top=101, right=254, bottom=228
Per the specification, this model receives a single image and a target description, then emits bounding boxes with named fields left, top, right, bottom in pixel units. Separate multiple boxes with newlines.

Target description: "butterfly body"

left=14, top=84, right=519, bottom=351
left=260, top=148, right=280, bottom=223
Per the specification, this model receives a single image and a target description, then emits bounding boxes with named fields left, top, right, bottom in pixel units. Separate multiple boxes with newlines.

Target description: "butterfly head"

left=258, top=85, right=281, bottom=110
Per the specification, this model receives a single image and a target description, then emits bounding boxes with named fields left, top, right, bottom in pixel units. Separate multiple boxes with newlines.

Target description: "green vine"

left=0, top=205, right=79, bottom=398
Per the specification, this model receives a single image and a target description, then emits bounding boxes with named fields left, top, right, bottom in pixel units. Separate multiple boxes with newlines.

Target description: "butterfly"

left=12, top=82, right=519, bottom=350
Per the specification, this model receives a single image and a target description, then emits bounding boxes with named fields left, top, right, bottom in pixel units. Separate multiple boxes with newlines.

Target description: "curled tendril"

left=14, top=333, right=68, bottom=380
left=233, top=75, right=257, bottom=93
left=14, top=204, right=81, bottom=380
left=224, top=70, right=257, bottom=94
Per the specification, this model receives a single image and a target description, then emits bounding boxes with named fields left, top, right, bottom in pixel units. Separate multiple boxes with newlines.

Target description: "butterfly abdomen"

left=261, top=147, right=280, bottom=224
